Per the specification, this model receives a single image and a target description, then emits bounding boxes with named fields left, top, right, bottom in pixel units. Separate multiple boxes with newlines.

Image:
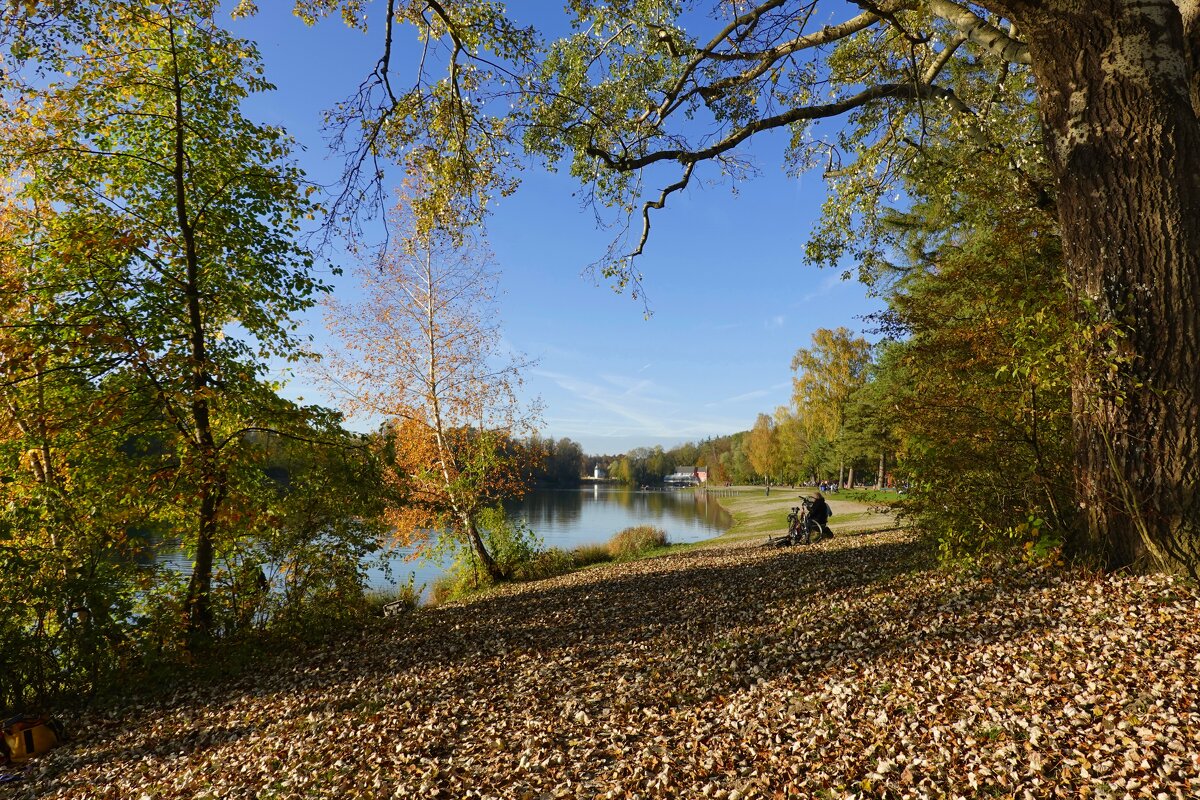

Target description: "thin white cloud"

left=797, top=271, right=844, bottom=304
left=705, top=388, right=769, bottom=407
left=536, top=368, right=749, bottom=444
left=598, top=372, right=666, bottom=399
left=706, top=380, right=790, bottom=409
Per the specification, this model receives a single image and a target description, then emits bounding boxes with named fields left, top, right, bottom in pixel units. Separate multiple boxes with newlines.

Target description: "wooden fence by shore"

left=695, top=486, right=762, bottom=498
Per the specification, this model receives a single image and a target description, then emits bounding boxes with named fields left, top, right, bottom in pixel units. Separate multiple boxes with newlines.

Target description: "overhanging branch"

left=589, top=81, right=977, bottom=173
left=927, top=0, right=1030, bottom=64
left=631, top=161, right=695, bottom=260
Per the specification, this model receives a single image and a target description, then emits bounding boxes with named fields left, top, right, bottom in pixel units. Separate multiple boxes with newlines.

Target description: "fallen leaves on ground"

left=5, top=529, right=1199, bottom=799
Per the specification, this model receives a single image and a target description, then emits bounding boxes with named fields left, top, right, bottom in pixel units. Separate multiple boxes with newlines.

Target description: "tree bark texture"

left=1003, top=0, right=1200, bottom=574
left=466, top=514, right=503, bottom=580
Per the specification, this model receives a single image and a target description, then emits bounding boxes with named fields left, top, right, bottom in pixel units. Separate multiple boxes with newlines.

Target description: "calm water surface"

left=381, top=486, right=732, bottom=597
left=155, top=486, right=732, bottom=601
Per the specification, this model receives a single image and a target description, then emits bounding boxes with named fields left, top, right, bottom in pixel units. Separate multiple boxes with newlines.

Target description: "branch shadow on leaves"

left=274, top=531, right=1061, bottom=712
left=34, top=530, right=1067, bottom=791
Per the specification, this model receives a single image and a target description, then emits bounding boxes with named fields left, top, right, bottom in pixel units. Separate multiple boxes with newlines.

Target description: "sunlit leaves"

left=809, top=12, right=1050, bottom=286
left=294, top=1, right=1053, bottom=305
left=300, top=0, right=537, bottom=242
left=872, top=213, right=1073, bottom=555
left=745, top=412, right=780, bottom=484
left=791, top=326, right=872, bottom=442
left=0, top=0, right=341, bottom=664
left=17, top=529, right=1200, bottom=798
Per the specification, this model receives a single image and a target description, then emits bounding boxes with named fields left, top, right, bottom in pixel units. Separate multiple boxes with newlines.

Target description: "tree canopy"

left=0, top=0, right=381, bottom=700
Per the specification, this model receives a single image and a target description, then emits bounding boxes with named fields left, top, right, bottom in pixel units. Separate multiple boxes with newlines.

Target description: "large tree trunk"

left=1011, top=0, right=1200, bottom=574
left=185, top=478, right=220, bottom=643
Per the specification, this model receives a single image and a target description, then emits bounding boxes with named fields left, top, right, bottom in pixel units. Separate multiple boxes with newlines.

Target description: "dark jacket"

left=809, top=496, right=830, bottom=525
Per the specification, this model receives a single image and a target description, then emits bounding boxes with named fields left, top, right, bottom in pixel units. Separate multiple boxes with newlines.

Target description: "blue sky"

left=231, top=5, right=884, bottom=455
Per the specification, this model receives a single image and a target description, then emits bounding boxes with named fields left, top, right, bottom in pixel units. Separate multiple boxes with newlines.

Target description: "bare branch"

left=663, top=10, right=883, bottom=119
left=590, top=81, right=979, bottom=173
left=378, top=0, right=399, bottom=105
left=631, top=161, right=695, bottom=260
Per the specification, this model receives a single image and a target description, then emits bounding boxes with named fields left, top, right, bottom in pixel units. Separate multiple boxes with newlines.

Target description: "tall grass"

left=607, top=525, right=669, bottom=558
left=571, top=543, right=612, bottom=568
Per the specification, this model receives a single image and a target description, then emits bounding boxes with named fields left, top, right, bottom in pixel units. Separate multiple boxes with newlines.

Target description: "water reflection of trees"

left=506, top=488, right=730, bottom=545
left=505, top=489, right=584, bottom=530
left=154, top=488, right=732, bottom=600
left=688, top=491, right=734, bottom=528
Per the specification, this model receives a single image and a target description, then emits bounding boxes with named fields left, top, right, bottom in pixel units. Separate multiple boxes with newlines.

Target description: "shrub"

left=430, top=508, right=545, bottom=603
left=571, top=543, right=612, bottom=568
left=607, top=526, right=669, bottom=558
left=513, top=547, right=574, bottom=581
left=478, top=507, right=542, bottom=578
left=429, top=570, right=476, bottom=605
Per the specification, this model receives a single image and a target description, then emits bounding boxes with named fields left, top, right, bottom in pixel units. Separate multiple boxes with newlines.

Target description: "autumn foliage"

left=325, top=204, right=541, bottom=579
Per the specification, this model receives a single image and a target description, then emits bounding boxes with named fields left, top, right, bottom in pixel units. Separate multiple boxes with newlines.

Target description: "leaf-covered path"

left=6, top=530, right=1199, bottom=799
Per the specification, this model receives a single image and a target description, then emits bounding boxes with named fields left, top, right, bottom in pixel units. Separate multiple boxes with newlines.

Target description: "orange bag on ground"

left=1, top=716, right=64, bottom=763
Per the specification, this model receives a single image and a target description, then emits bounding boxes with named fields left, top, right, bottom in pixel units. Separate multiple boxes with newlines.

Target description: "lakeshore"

left=4, top=492, right=1198, bottom=799
left=697, top=486, right=901, bottom=546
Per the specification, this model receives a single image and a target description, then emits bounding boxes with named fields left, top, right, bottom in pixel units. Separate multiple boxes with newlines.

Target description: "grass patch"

left=571, top=542, right=613, bottom=568
left=608, top=525, right=669, bottom=558
left=725, top=508, right=786, bottom=536
left=513, top=547, right=575, bottom=581
left=697, top=485, right=908, bottom=545
left=831, top=511, right=872, bottom=525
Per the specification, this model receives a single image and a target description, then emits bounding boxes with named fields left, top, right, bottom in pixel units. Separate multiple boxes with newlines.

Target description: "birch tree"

left=325, top=210, right=540, bottom=581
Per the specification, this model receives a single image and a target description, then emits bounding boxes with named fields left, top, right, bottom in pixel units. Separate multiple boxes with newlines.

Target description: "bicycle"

left=765, top=497, right=824, bottom=547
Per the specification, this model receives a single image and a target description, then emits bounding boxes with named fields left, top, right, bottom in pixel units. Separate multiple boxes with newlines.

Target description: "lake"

left=154, top=486, right=733, bottom=601
left=377, top=485, right=733, bottom=597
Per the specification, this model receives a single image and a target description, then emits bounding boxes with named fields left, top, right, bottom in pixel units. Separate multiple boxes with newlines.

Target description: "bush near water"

left=431, top=518, right=671, bottom=603
left=606, top=525, right=669, bottom=558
